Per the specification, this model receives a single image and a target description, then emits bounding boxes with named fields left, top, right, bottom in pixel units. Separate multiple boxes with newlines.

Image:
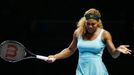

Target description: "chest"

left=84, top=34, right=98, bottom=41
left=77, top=38, right=105, bottom=54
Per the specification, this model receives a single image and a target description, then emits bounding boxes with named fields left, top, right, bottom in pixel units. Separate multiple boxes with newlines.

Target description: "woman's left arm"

left=103, top=30, right=132, bottom=58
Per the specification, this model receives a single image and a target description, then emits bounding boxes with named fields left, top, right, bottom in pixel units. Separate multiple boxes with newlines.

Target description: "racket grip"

left=36, top=55, right=48, bottom=61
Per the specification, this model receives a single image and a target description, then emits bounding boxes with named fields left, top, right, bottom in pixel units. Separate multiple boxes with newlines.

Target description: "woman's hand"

left=117, top=45, right=132, bottom=54
left=46, top=55, right=56, bottom=63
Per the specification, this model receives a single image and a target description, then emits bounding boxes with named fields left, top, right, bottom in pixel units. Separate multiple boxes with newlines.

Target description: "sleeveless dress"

left=76, top=29, right=109, bottom=75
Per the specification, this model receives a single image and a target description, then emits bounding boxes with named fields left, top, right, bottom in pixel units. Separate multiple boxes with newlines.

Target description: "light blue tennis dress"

left=76, top=29, right=109, bottom=75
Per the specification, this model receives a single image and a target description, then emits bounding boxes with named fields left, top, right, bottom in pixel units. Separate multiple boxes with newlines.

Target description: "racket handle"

left=36, top=55, right=48, bottom=61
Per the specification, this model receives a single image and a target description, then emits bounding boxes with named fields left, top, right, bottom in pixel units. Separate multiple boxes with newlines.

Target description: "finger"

left=49, top=57, right=56, bottom=62
left=123, top=51, right=130, bottom=54
left=122, top=45, right=130, bottom=47
left=125, top=50, right=132, bottom=54
left=128, top=50, right=132, bottom=52
left=126, top=51, right=131, bottom=54
left=128, top=52, right=131, bottom=54
left=47, top=59, right=54, bottom=63
left=47, top=57, right=56, bottom=63
left=122, top=46, right=131, bottom=50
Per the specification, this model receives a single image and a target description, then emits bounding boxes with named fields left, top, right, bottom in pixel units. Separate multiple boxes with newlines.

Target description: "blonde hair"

left=76, top=8, right=103, bottom=37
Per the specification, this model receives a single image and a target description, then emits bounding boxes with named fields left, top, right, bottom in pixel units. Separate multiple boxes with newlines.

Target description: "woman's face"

left=85, top=19, right=99, bottom=34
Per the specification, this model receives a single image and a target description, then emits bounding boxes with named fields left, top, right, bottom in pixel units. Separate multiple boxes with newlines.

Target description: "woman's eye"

left=91, top=23, right=95, bottom=25
left=86, top=23, right=90, bottom=25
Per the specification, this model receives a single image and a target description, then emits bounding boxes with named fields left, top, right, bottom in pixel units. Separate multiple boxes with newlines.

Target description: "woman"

left=46, top=8, right=132, bottom=75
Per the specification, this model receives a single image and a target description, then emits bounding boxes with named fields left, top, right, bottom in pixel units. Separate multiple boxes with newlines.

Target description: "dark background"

left=0, top=0, right=134, bottom=75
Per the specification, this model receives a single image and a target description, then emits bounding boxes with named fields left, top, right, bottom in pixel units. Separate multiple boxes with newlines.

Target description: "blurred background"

left=0, top=0, right=134, bottom=75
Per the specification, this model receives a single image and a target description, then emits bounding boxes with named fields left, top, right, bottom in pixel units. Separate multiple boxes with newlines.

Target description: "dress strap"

left=96, top=29, right=104, bottom=40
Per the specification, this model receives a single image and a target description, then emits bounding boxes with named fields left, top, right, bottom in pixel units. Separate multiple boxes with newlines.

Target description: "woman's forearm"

left=54, top=48, right=74, bottom=60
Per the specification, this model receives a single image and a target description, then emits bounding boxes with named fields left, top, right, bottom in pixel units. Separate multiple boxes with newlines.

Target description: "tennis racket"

left=0, top=40, right=49, bottom=63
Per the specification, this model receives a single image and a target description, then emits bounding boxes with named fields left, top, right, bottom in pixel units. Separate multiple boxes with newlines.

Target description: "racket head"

left=0, top=40, right=26, bottom=62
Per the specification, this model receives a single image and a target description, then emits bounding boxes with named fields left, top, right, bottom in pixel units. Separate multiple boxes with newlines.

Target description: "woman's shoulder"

left=73, top=29, right=81, bottom=38
left=74, top=29, right=78, bottom=36
left=102, top=29, right=112, bottom=39
left=102, top=29, right=111, bottom=35
left=74, top=29, right=78, bottom=33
